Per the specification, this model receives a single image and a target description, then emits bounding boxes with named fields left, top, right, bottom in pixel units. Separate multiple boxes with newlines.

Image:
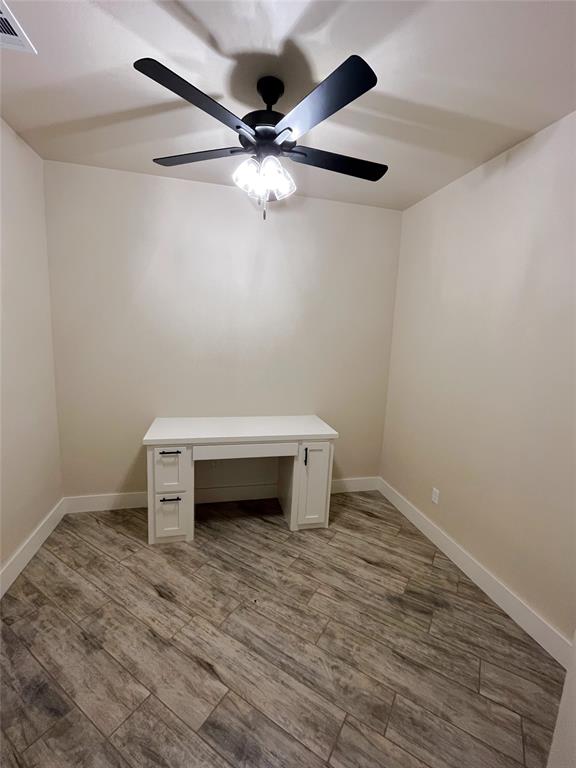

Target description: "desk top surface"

left=143, top=415, right=339, bottom=446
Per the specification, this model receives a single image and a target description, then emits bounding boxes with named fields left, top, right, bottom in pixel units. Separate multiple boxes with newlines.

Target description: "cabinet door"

left=297, top=442, right=331, bottom=526
left=154, top=447, right=187, bottom=492
left=155, top=493, right=187, bottom=538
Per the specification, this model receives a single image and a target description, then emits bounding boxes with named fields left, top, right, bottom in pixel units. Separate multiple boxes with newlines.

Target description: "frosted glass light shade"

left=259, top=156, right=296, bottom=200
left=232, top=157, right=260, bottom=194
left=232, top=156, right=296, bottom=202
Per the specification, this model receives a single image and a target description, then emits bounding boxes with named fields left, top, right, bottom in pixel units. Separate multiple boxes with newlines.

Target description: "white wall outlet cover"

left=432, top=487, right=440, bottom=504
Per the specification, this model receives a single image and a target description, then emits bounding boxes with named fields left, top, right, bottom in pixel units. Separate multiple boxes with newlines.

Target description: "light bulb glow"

left=232, top=157, right=260, bottom=193
left=232, top=156, right=296, bottom=203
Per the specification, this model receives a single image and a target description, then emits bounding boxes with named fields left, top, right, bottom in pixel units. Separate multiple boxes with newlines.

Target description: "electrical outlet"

left=431, top=487, right=440, bottom=504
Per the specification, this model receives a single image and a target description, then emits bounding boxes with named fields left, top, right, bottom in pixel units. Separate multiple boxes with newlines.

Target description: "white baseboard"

left=0, top=497, right=67, bottom=597
left=62, top=492, right=148, bottom=514
left=195, top=483, right=278, bottom=504
left=0, top=477, right=377, bottom=596
left=378, top=478, right=572, bottom=668
left=331, top=476, right=381, bottom=493
left=62, top=478, right=379, bottom=513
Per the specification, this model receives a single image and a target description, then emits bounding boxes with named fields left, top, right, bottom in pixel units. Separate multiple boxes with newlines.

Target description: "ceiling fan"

left=134, top=55, right=388, bottom=215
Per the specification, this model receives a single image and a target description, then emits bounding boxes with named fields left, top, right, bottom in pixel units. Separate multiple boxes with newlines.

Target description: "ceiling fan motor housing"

left=257, top=75, right=284, bottom=109
left=239, top=76, right=296, bottom=154
left=239, top=111, right=289, bottom=153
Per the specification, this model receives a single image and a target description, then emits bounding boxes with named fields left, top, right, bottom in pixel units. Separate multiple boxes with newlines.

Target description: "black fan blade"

left=154, top=147, right=249, bottom=167
left=285, top=146, right=387, bottom=181
left=134, top=58, right=255, bottom=138
left=274, top=56, right=376, bottom=141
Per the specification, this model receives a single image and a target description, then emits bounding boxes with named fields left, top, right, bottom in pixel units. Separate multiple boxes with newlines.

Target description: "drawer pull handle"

left=304, top=447, right=308, bottom=466
left=160, top=496, right=181, bottom=503
left=159, top=450, right=182, bottom=455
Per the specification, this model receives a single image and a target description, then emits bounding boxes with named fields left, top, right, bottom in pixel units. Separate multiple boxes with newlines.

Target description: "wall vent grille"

left=0, top=0, right=36, bottom=53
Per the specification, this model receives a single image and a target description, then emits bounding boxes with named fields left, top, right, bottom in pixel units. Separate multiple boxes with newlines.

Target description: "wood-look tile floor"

left=1, top=491, right=565, bottom=768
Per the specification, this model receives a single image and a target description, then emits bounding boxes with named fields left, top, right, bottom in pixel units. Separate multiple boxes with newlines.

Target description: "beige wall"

left=1, top=120, right=62, bottom=565
left=382, top=112, right=575, bottom=639
left=44, top=161, right=401, bottom=495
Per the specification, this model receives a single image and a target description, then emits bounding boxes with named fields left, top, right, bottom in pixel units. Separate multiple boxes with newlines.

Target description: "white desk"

left=143, top=415, right=338, bottom=545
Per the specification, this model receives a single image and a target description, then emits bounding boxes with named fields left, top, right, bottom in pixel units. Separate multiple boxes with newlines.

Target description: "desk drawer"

left=153, top=446, right=188, bottom=492
left=155, top=493, right=187, bottom=538
left=193, top=442, right=298, bottom=461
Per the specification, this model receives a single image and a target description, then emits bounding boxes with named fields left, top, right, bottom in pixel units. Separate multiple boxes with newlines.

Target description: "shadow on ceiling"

left=18, top=0, right=526, bottom=163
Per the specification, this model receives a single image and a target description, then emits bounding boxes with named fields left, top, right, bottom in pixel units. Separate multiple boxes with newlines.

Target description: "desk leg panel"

left=186, top=459, right=195, bottom=542
left=146, top=446, right=155, bottom=545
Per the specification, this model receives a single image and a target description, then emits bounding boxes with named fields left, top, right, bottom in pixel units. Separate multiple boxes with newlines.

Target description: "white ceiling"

left=1, top=0, right=575, bottom=209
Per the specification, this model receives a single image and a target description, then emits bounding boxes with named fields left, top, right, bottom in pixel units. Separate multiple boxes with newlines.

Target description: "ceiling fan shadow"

left=20, top=97, right=228, bottom=159
left=227, top=40, right=316, bottom=114
left=155, top=0, right=226, bottom=58
left=156, top=3, right=322, bottom=112
left=332, top=91, right=528, bottom=160
left=26, top=101, right=189, bottom=142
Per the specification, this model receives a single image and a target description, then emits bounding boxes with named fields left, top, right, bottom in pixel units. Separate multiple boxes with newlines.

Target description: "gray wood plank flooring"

left=1, top=624, right=71, bottom=752
left=198, top=690, right=328, bottom=768
left=11, top=604, right=149, bottom=735
left=221, top=606, right=395, bottom=736
left=0, top=491, right=565, bottom=767
left=111, top=695, right=229, bottom=768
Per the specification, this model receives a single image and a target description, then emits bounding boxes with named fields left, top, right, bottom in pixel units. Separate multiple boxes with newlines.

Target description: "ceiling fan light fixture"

left=232, top=157, right=259, bottom=193
left=233, top=155, right=296, bottom=203
left=262, top=156, right=296, bottom=201
left=135, top=56, right=388, bottom=207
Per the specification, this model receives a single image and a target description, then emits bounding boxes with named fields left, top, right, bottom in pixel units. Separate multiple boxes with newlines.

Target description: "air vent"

left=0, top=0, right=36, bottom=53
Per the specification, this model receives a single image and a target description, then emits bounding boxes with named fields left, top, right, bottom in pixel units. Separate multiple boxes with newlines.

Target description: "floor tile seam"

left=311, top=608, right=484, bottom=692
left=26, top=545, right=111, bottom=616
left=314, top=621, right=525, bottom=761
left=195, top=529, right=299, bottom=571
left=51, top=519, right=144, bottom=564
left=384, top=691, right=526, bottom=767
left=286, top=553, right=408, bottom=601
left=199, top=688, right=321, bottom=768
left=293, top=547, right=411, bottom=594
left=326, top=710, right=348, bottom=765
left=383, top=695, right=452, bottom=768
left=6, top=637, right=137, bottom=754
left=85, top=511, right=149, bottom=549
left=428, top=622, right=564, bottom=692
left=476, top=659, right=564, bottom=725
left=172, top=612, right=356, bottom=736
left=201, top=555, right=316, bottom=606
left=106, top=691, right=152, bottom=739
left=325, top=528, right=435, bottom=566
left=15, top=608, right=157, bottom=732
